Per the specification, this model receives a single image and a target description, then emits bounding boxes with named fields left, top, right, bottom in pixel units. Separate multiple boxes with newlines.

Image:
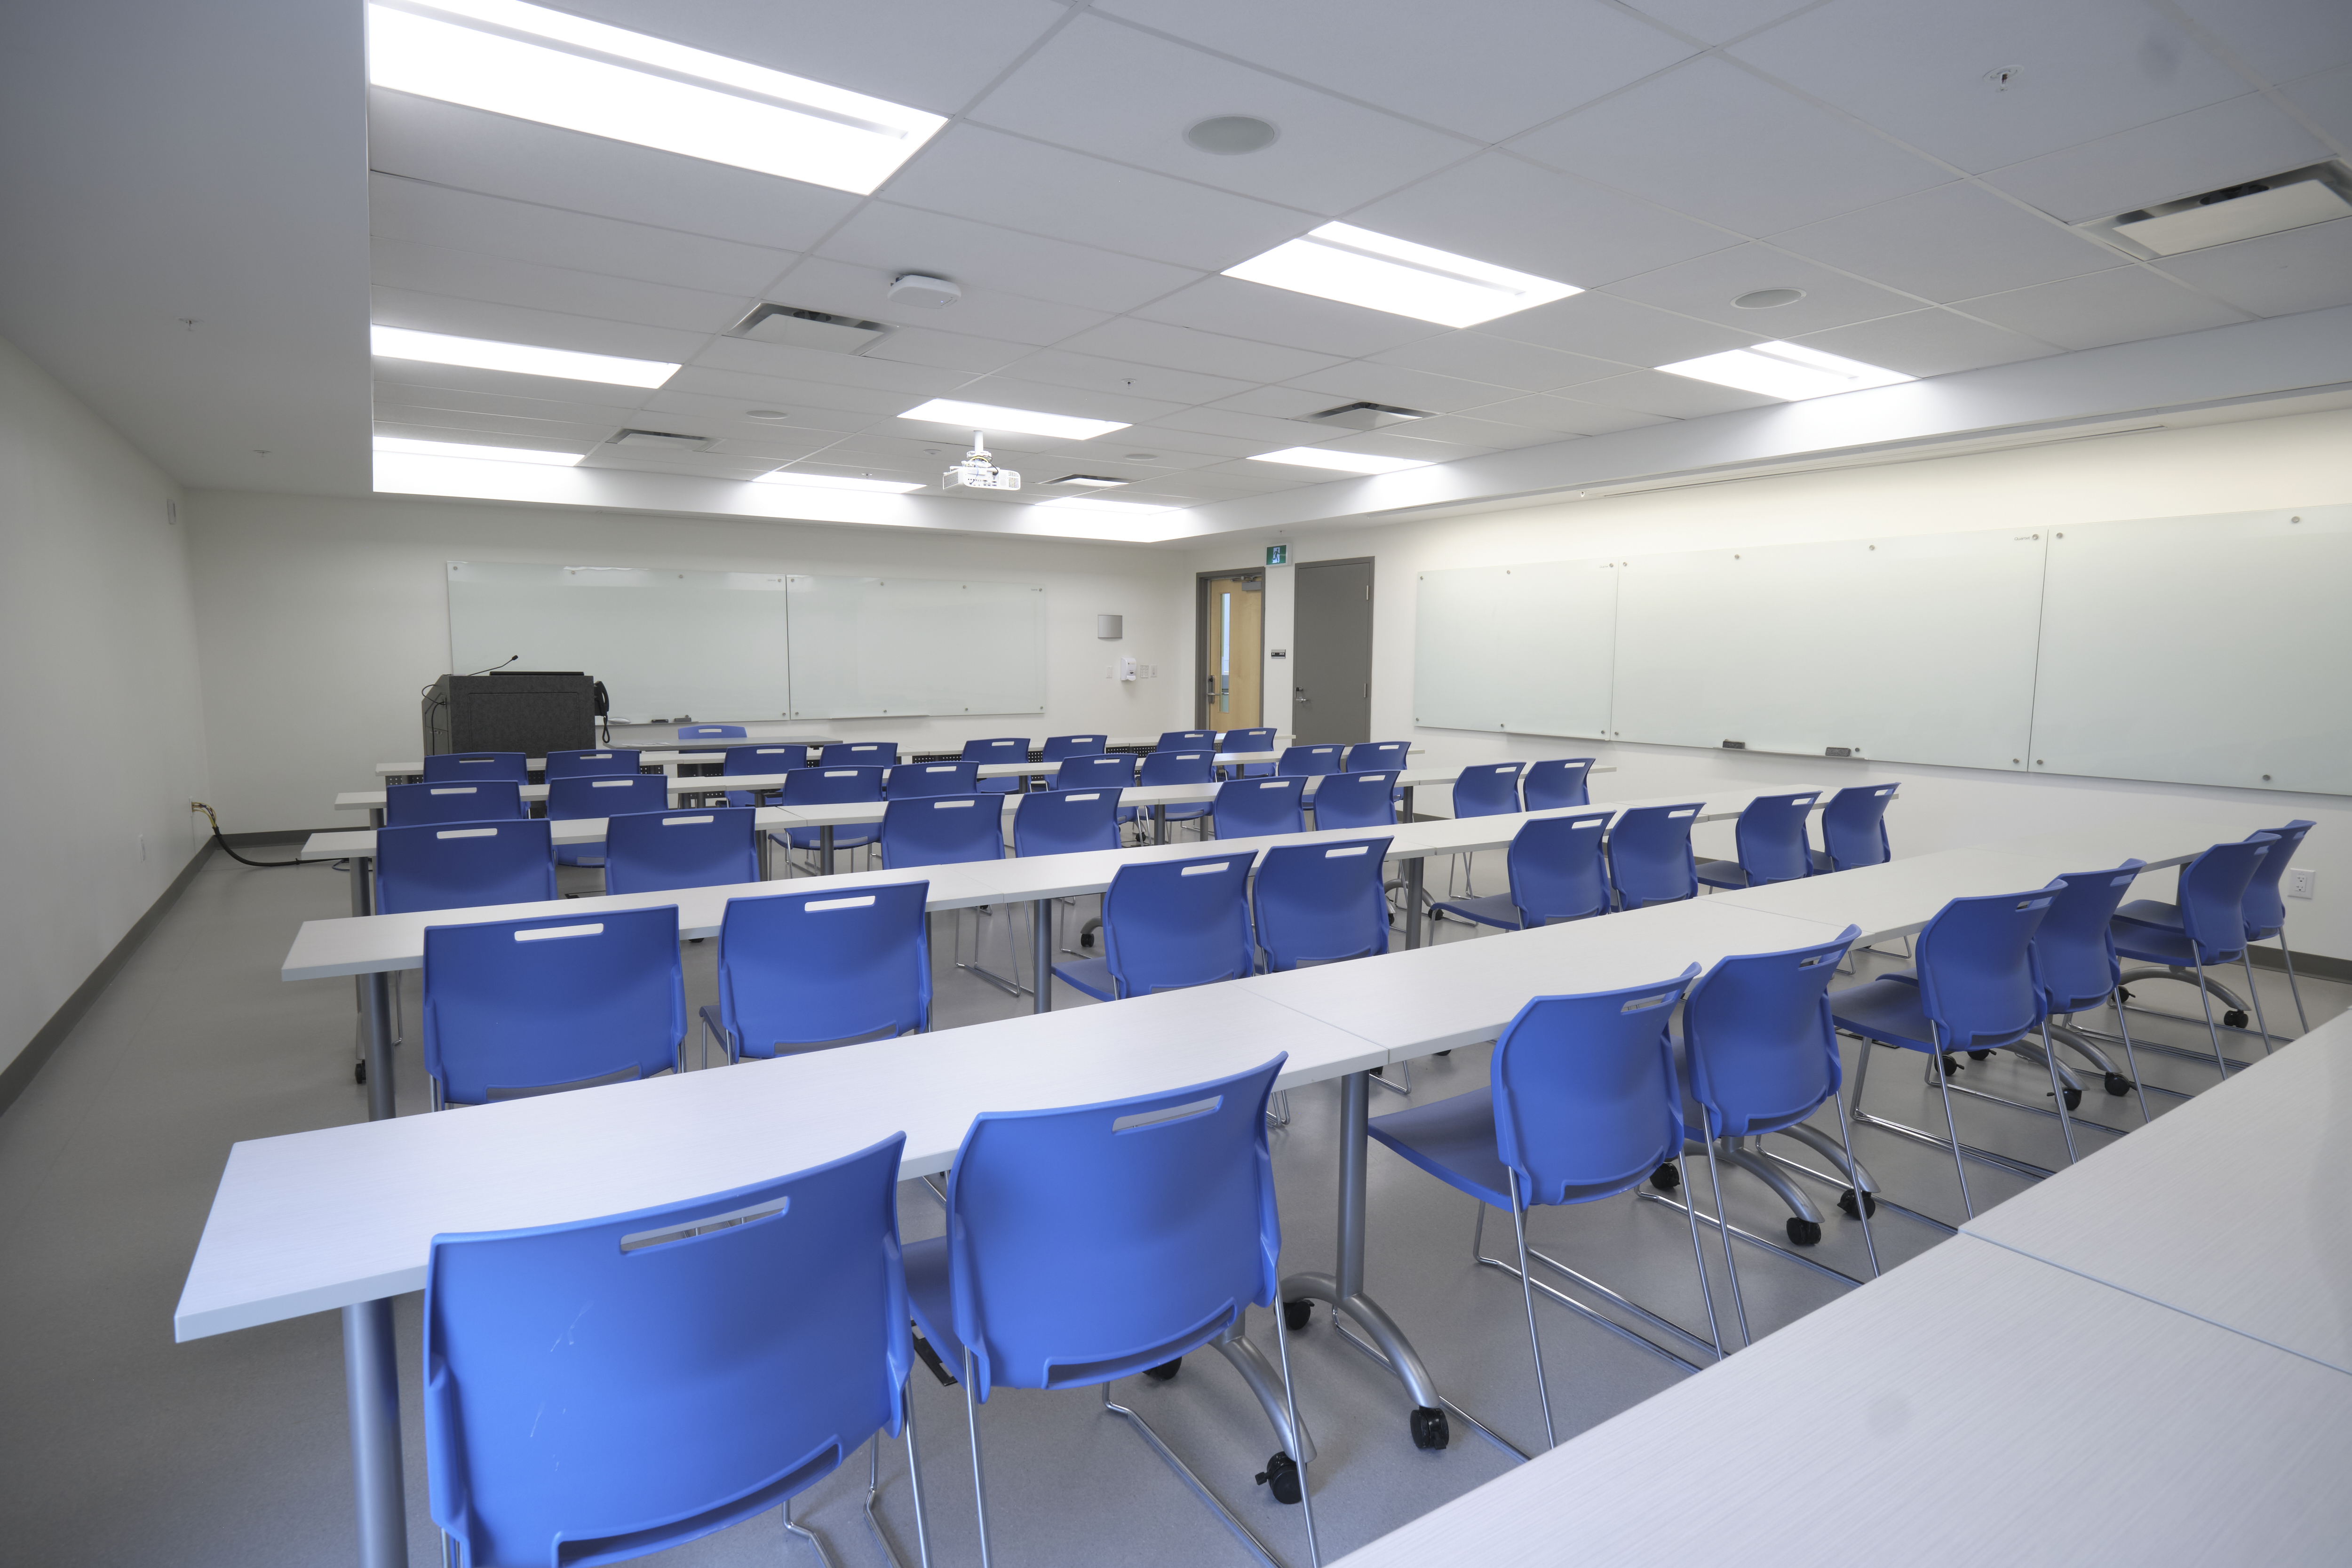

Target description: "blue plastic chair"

left=2028, top=861, right=2151, bottom=1124
left=423, top=1135, right=916, bottom=1568
left=1156, top=730, right=1215, bottom=750
left=1212, top=776, right=1306, bottom=839
left=880, top=794, right=1004, bottom=869
left=385, top=780, right=526, bottom=828
left=676, top=724, right=747, bottom=739
left=1607, top=803, right=1702, bottom=908
left=1675, top=929, right=1874, bottom=1345
left=887, top=760, right=979, bottom=798
left=698, top=882, right=933, bottom=1064
left=422, top=751, right=527, bottom=785
left=1220, top=727, right=1279, bottom=778
left=604, top=807, right=758, bottom=896
left=2115, top=822, right=2315, bottom=1039
left=1013, top=788, right=1121, bottom=856
left=1431, top=812, right=1610, bottom=931
left=1041, top=734, right=1109, bottom=762
left=376, top=820, right=557, bottom=915
left=1451, top=763, right=1525, bottom=818
left=547, top=773, right=671, bottom=868
left=421, top=905, right=685, bottom=1108
left=902, top=1057, right=1315, bottom=1563
left=1345, top=741, right=1409, bottom=773
left=1252, top=837, right=1393, bottom=972
left=1811, top=784, right=1897, bottom=872
left=544, top=748, right=642, bottom=779
left=1521, top=758, right=1594, bottom=811
left=1052, top=852, right=1256, bottom=1002
left=2111, top=836, right=2278, bottom=1075
left=1829, top=887, right=2066, bottom=1218
left=1369, top=967, right=1715, bottom=1445
left=1310, top=771, right=1398, bottom=830
left=820, top=742, right=899, bottom=768
left=1125, top=748, right=1215, bottom=836
left=1058, top=753, right=1137, bottom=790
left=1696, top=791, right=1821, bottom=890
left=776, top=766, right=884, bottom=861
left=962, top=737, right=1031, bottom=795
left=722, top=743, right=805, bottom=806
left=1277, top=744, right=1345, bottom=777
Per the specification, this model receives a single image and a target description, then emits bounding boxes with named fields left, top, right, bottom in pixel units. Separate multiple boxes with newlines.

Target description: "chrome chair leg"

left=2277, top=931, right=2311, bottom=1035
left=1698, top=1136, right=1748, bottom=1350
left=2040, top=1020, right=2078, bottom=1165
left=899, top=1378, right=933, bottom=1568
left=782, top=1487, right=843, bottom=1568
left=1269, top=1294, right=1321, bottom=1567
left=962, top=1349, right=992, bottom=1568
left=2238, top=950, right=2274, bottom=1055
left=1828, top=1068, right=1880, bottom=1278
left=2191, top=952, right=2230, bottom=1079
left=1507, top=1170, right=1556, bottom=1450
left=1932, top=1040, right=1974, bottom=1220
left=856, top=1427, right=926, bottom=1568
left=1676, top=1154, right=1726, bottom=1358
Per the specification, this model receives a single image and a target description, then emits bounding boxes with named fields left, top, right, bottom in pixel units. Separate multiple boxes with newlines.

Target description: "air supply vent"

left=1050, top=474, right=1129, bottom=487
left=2087, top=162, right=2352, bottom=258
left=727, top=302, right=891, bottom=354
left=1296, top=400, right=1432, bottom=430
left=609, top=429, right=711, bottom=452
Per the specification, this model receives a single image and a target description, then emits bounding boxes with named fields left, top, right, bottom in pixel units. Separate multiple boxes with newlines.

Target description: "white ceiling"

left=3, top=0, right=2348, bottom=518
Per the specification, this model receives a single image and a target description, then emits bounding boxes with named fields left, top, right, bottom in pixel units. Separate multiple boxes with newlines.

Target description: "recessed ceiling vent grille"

left=2087, top=161, right=2352, bottom=257
left=727, top=302, right=891, bottom=354
left=1296, top=400, right=1432, bottom=430
left=610, top=429, right=711, bottom=452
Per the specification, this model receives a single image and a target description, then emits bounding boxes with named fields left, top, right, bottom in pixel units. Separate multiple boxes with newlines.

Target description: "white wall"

left=182, top=491, right=1194, bottom=831
left=0, top=334, right=212, bottom=1079
left=1192, top=409, right=2352, bottom=960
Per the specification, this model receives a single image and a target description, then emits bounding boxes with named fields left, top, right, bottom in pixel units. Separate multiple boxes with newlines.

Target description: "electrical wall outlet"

left=2288, top=868, right=2317, bottom=900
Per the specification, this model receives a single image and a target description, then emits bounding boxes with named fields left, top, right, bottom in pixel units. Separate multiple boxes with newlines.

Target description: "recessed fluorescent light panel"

left=754, top=469, right=924, bottom=494
left=1655, top=341, right=1913, bottom=401
left=372, top=325, right=679, bottom=388
left=373, top=435, right=582, bottom=465
left=1035, top=496, right=1170, bottom=515
left=365, top=0, right=945, bottom=194
left=1224, top=222, right=1578, bottom=328
left=1248, top=447, right=1430, bottom=475
left=898, top=399, right=1129, bottom=441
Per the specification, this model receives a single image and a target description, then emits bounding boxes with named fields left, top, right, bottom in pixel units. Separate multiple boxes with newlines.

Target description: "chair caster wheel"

left=1838, top=1189, right=1877, bottom=1219
left=1786, top=1218, right=1822, bottom=1247
left=1145, top=1358, right=1182, bottom=1382
left=1967, top=1049, right=1993, bottom=1060
left=1650, top=1162, right=1681, bottom=1192
left=1255, top=1451, right=1302, bottom=1504
left=1939, top=1053, right=1962, bottom=1077
left=1409, top=1405, right=1450, bottom=1450
left=2104, top=1072, right=2134, bottom=1097
left=354, top=1060, right=367, bottom=1085
left=2060, top=1086, right=2082, bottom=1112
left=2224, top=1009, right=2249, bottom=1029
left=1283, top=1299, right=1314, bottom=1332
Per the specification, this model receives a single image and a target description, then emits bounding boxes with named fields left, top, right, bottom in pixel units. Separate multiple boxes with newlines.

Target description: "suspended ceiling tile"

left=2280, top=64, right=2352, bottom=151
left=369, top=413, right=604, bottom=451
left=814, top=199, right=1205, bottom=315
left=766, top=255, right=1112, bottom=348
left=661, top=364, right=918, bottom=419
left=966, top=15, right=1476, bottom=215
left=1203, top=386, right=1347, bottom=420
left=368, top=239, right=752, bottom=335
left=1133, top=275, right=1449, bottom=359
left=896, top=374, right=1190, bottom=427
left=1767, top=181, right=2116, bottom=303
left=1053, top=318, right=1343, bottom=385
left=1729, top=0, right=2249, bottom=174
left=1471, top=290, right=1754, bottom=365
left=2152, top=217, right=2352, bottom=317
left=1955, top=266, right=2251, bottom=350
left=1280, top=362, right=1518, bottom=414
left=368, top=285, right=712, bottom=363
left=1615, top=0, right=1820, bottom=46
left=1094, top=0, right=1699, bottom=143
left=1309, top=430, right=1501, bottom=463
left=993, top=347, right=1257, bottom=407
left=641, top=385, right=882, bottom=436
left=1151, top=406, right=1340, bottom=445
left=1418, top=392, right=1673, bottom=437
left=2170, top=0, right=2352, bottom=84
left=1599, top=244, right=1924, bottom=336
left=1787, top=307, right=2061, bottom=377
left=1558, top=370, right=1780, bottom=418
left=1370, top=331, right=1628, bottom=392
left=371, top=378, right=653, bottom=427
left=1373, top=412, right=1573, bottom=451
left=690, top=336, right=972, bottom=398
left=858, top=326, right=1036, bottom=376
left=1979, top=94, right=2329, bottom=225
left=1507, top=56, right=1948, bottom=233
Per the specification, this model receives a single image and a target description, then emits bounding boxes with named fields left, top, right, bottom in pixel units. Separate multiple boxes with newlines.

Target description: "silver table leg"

left=1403, top=856, right=1424, bottom=950
left=1032, top=899, right=1052, bottom=1015
left=342, top=1297, right=408, bottom=1568
left=362, top=966, right=396, bottom=1122
left=821, top=824, right=835, bottom=877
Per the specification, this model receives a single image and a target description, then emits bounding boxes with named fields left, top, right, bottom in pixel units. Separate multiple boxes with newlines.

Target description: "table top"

left=174, top=984, right=1383, bottom=1342
left=1325, top=1233, right=2352, bottom=1568
left=1964, top=1008, right=2352, bottom=1375
left=373, top=734, right=1304, bottom=775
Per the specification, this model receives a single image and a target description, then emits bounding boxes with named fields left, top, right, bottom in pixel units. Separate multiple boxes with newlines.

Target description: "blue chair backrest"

left=1100, top=852, right=1258, bottom=998
left=1492, top=967, right=1699, bottom=1205
left=604, top=807, right=758, bottom=895
left=1041, top=734, right=1108, bottom=762
left=1453, top=762, right=1525, bottom=819
left=940, top=1056, right=1285, bottom=1400
left=2029, top=861, right=2144, bottom=1013
left=1157, top=731, right=1216, bottom=750
left=1137, top=749, right=1213, bottom=786
left=782, top=765, right=884, bottom=808
left=422, top=1136, right=911, bottom=1567
left=544, top=748, right=641, bottom=779
left=2171, top=837, right=2276, bottom=960
left=1682, top=929, right=1860, bottom=1139
left=422, top=752, right=527, bottom=785
left=1252, top=838, right=1392, bottom=972
left=961, top=737, right=1030, bottom=765
left=1608, top=803, right=1701, bottom=907
left=2240, top=820, right=2313, bottom=938
left=1277, top=744, right=1345, bottom=777
left=1013, top=788, right=1120, bottom=856
left=1819, top=784, right=1896, bottom=870
left=820, top=742, right=899, bottom=767
left=386, top=780, right=525, bottom=827
left=1734, top=791, right=1821, bottom=884
left=1213, top=776, right=1306, bottom=838
left=724, top=744, right=805, bottom=776
left=1312, top=770, right=1398, bottom=829
left=887, top=760, right=979, bottom=797
left=1522, top=757, right=1594, bottom=811
left=548, top=772, right=669, bottom=820
left=1346, top=741, right=1409, bottom=772
left=421, top=905, right=685, bottom=1103
left=1505, top=812, right=1612, bottom=925
left=1915, top=889, right=2058, bottom=1051
left=880, top=794, right=1003, bottom=869
left=1219, top=728, right=1277, bottom=755
left=676, top=724, right=747, bottom=738
left=1060, top=753, right=1136, bottom=788
left=376, top=820, right=557, bottom=915
left=716, top=883, right=932, bottom=1053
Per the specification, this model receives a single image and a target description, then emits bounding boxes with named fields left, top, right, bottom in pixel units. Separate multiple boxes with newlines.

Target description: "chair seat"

left=556, top=846, right=606, bottom=868
left=1370, top=1091, right=1644, bottom=1210
left=901, top=1234, right=967, bottom=1378
left=1051, top=956, right=1117, bottom=1001
left=1694, top=858, right=1750, bottom=890
left=2107, top=917, right=2207, bottom=968
left=776, top=827, right=879, bottom=851
left=1827, top=975, right=1938, bottom=1052
left=1810, top=847, right=1834, bottom=873
left=1427, top=893, right=1523, bottom=930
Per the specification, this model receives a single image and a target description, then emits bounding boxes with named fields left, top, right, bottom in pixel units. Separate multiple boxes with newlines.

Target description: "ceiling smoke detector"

left=1296, top=400, right=1432, bottom=431
left=889, top=273, right=961, bottom=309
left=1734, top=287, right=1806, bottom=310
left=2089, top=162, right=2352, bottom=257
left=728, top=302, right=890, bottom=353
left=1186, top=115, right=1279, bottom=155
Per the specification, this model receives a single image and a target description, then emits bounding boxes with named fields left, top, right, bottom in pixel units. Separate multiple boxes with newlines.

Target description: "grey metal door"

left=1291, top=558, right=1374, bottom=744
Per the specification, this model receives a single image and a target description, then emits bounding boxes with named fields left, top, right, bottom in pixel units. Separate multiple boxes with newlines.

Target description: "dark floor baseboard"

left=0, top=839, right=218, bottom=1121
left=2249, top=942, right=2351, bottom=984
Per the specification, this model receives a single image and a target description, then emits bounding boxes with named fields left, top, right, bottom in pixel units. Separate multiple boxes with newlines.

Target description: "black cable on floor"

left=189, top=803, right=334, bottom=868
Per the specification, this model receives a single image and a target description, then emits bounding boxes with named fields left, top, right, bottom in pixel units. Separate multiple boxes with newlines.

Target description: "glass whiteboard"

left=785, top=576, right=1047, bottom=720
left=447, top=561, right=790, bottom=722
left=1414, top=560, right=1617, bottom=739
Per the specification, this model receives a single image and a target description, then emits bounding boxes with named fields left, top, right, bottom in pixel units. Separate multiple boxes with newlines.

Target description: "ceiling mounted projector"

left=890, top=273, right=961, bottom=309
left=943, top=431, right=1019, bottom=492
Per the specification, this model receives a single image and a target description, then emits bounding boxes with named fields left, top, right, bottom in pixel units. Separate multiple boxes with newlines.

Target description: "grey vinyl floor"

left=0, top=841, right=2340, bottom=1567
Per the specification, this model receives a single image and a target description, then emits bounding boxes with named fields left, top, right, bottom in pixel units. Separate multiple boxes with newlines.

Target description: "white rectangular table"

left=371, top=734, right=1303, bottom=778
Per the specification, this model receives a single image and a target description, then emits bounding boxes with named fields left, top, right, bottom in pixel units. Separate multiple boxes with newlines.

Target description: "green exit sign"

left=1266, top=544, right=1288, bottom=565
